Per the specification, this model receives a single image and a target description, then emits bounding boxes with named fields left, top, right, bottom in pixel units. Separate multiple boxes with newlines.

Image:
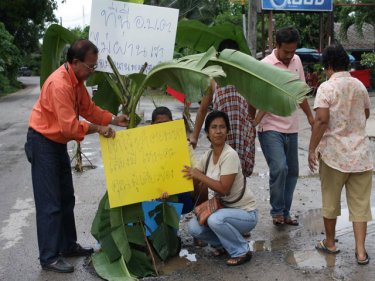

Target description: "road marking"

left=0, top=198, right=34, bottom=250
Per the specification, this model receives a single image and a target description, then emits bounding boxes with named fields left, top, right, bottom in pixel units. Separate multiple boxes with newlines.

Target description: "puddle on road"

left=285, top=207, right=375, bottom=269
left=286, top=250, right=336, bottom=269
left=250, top=233, right=291, bottom=252
left=300, top=207, right=375, bottom=238
left=158, top=253, right=194, bottom=275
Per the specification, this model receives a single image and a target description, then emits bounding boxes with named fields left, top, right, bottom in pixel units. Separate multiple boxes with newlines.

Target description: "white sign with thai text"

left=89, top=0, right=179, bottom=74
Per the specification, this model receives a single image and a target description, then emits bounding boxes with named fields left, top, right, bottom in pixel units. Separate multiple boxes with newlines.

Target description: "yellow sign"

left=99, top=120, right=193, bottom=208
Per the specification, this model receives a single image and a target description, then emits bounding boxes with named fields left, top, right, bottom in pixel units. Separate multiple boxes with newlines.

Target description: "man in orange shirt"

left=24, top=39, right=129, bottom=273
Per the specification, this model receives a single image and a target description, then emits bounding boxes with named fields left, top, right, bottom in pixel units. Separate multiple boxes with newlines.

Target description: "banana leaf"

left=141, top=47, right=226, bottom=103
left=110, top=208, right=132, bottom=262
left=150, top=203, right=179, bottom=230
left=149, top=224, right=180, bottom=261
left=40, top=24, right=78, bottom=87
left=127, top=249, right=155, bottom=277
left=92, top=252, right=137, bottom=281
left=124, top=224, right=146, bottom=246
left=209, top=49, right=310, bottom=116
left=92, top=77, right=121, bottom=115
left=176, top=19, right=251, bottom=55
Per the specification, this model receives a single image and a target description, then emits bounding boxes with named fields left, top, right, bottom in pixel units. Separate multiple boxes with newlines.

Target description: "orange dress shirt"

left=29, top=63, right=112, bottom=144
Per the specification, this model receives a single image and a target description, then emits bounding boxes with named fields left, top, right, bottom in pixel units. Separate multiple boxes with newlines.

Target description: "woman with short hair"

left=308, top=44, right=373, bottom=265
left=183, top=110, right=258, bottom=266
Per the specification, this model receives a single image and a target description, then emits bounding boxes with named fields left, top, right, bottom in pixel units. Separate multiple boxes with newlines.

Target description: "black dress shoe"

left=61, top=243, right=94, bottom=257
left=42, top=257, right=74, bottom=273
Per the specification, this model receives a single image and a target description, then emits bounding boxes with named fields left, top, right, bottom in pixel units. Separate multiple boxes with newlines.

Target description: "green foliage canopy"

left=0, top=22, right=22, bottom=94
left=0, top=0, right=57, bottom=55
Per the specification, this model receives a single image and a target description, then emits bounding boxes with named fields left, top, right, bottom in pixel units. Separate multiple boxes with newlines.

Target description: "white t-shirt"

left=197, top=144, right=257, bottom=212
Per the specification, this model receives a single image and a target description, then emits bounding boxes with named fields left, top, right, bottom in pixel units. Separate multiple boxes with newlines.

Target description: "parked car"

left=18, top=67, right=32, bottom=77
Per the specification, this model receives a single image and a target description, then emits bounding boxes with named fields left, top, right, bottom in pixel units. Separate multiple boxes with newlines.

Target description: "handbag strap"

left=221, top=176, right=246, bottom=205
left=193, top=150, right=213, bottom=208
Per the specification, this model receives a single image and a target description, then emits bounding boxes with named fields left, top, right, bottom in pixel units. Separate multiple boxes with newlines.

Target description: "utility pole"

left=248, top=0, right=260, bottom=58
left=83, top=6, right=85, bottom=27
left=241, top=0, right=247, bottom=40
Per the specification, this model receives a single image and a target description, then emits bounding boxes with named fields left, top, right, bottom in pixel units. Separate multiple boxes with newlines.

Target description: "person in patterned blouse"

left=309, top=44, right=373, bottom=265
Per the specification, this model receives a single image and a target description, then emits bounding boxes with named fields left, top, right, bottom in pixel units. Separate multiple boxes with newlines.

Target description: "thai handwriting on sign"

left=99, top=120, right=193, bottom=208
left=91, top=32, right=165, bottom=58
left=100, top=3, right=173, bottom=33
left=89, top=0, right=178, bottom=75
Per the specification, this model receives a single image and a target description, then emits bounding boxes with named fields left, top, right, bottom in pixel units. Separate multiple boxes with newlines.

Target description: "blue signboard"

left=262, top=0, right=333, bottom=12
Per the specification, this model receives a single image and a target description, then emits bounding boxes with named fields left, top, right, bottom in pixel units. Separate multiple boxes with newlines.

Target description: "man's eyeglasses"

left=81, top=61, right=97, bottom=72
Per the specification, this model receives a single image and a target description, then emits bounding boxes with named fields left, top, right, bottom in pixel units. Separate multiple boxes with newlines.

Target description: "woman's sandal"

left=226, top=252, right=252, bottom=266
left=272, top=215, right=285, bottom=226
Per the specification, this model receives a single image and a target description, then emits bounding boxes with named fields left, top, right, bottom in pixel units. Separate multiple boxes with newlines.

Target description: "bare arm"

left=300, top=99, right=314, bottom=127
left=308, top=107, right=329, bottom=172
left=365, top=108, right=370, bottom=119
left=182, top=165, right=236, bottom=196
left=247, top=102, right=256, bottom=120
left=190, top=82, right=214, bottom=148
left=253, top=110, right=266, bottom=126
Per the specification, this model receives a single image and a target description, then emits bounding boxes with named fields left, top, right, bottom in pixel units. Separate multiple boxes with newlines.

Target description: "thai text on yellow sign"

left=99, top=120, right=193, bottom=208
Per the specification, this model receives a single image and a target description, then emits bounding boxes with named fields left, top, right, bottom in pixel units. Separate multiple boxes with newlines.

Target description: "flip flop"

left=356, top=252, right=370, bottom=265
left=315, top=240, right=340, bottom=254
left=226, top=252, right=252, bottom=266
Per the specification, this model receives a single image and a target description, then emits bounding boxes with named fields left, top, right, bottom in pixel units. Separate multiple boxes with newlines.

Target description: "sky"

left=54, top=0, right=93, bottom=29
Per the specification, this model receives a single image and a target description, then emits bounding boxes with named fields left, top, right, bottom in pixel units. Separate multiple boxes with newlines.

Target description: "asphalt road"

left=0, top=77, right=102, bottom=281
left=1, top=77, right=374, bottom=281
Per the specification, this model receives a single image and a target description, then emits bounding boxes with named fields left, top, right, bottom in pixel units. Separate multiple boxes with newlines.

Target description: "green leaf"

left=127, top=249, right=155, bottom=277
left=176, top=19, right=251, bottom=55
left=143, top=47, right=225, bottom=102
left=163, top=204, right=180, bottom=230
left=150, top=203, right=179, bottom=230
left=92, top=77, right=121, bottom=115
left=101, top=229, right=122, bottom=263
left=91, top=192, right=110, bottom=240
left=86, top=71, right=107, bottom=86
left=121, top=203, right=144, bottom=223
left=111, top=226, right=132, bottom=262
left=211, top=49, right=310, bottom=116
left=40, top=24, right=78, bottom=87
left=125, top=224, right=146, bottom=246
left=149, top=223, right=180, bottom=261
left=92, top=252, right=136, bottom=281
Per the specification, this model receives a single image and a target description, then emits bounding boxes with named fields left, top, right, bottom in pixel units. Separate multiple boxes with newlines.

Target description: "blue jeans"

left=25, top=128, right=77, bottom=265
left=258, top=131, right=299, bottom=218
left=188, top=208, right=258, bottom=257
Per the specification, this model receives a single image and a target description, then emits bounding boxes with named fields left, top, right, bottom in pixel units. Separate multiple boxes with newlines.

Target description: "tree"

left=273, top=12, right=322, bottom=49
left=335, top=0, right=375, bottom=41
left=0, top=22, right=22, bottom=94
left=0, top=0, right=57, bottom=55
left=69, top=26, right=90, bottom=39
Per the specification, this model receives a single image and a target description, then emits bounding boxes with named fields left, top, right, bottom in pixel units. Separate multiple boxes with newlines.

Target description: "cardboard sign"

left=89, top=0, right=179, bottom=74
left=100, top=120, right=193, bottom=208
